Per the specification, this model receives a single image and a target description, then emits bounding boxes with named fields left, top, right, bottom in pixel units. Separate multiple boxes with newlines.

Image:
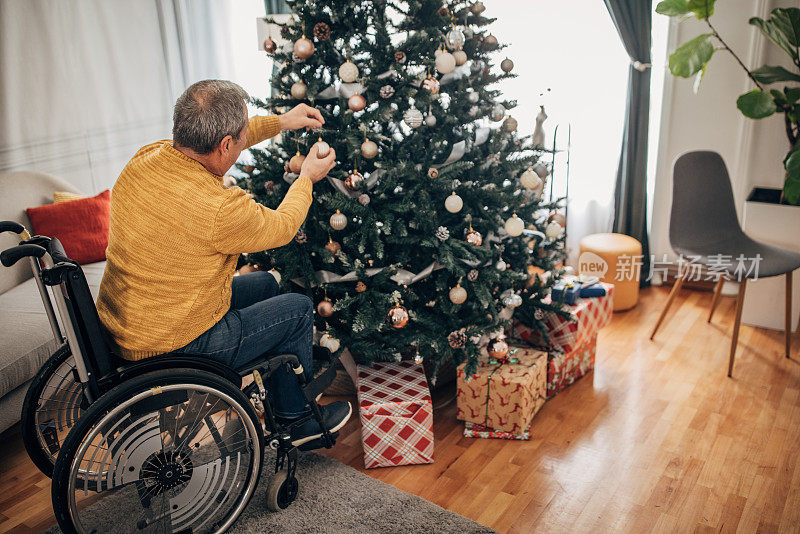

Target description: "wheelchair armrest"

left=0, top=221, right=26, bottom=235
left=1, top=243, right=46, bottom=267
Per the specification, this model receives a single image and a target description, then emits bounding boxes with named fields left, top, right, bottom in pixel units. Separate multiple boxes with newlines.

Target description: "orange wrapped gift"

left=456, top=346, right=547, bottom=435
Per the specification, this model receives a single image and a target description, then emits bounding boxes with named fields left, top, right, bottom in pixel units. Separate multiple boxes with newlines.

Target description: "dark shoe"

left=289, top=401, right=352, bottom=447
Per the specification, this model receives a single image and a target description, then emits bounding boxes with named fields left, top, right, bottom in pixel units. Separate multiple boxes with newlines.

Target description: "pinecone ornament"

left=437, top=6, right=450, bottom=17
left=448, top=329, right=467, bottom=349
left=435, top=226, right=450, bottom=241
left=467, top=269, right=479, bottom=282
left=379, top=85, right=395, bottom=99
left=295, top=230, right=307, bottom=244
left=394, top=50, right=406, bottom=64
left=313, top=22, right=330, bottom=41
left=427, top=167, right=439, bottom=179
left=264, top=180, right=275, bottom=191
left=534, top=308, right=544, bottom=320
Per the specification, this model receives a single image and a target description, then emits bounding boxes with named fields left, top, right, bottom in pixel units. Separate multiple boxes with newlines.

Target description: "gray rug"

left=47, top=452, right=496, bottom=534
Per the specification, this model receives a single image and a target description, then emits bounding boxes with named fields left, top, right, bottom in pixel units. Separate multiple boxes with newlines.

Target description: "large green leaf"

left=784, top=148, right=800, bottom=205
left=669, top=34, right=714, bottom=78
left=771, top=8, right=800, bottom=47
left=751, top=65, right=800, bottom=84
left=736, top=89, right=777, bottom=119
left=655, top=0, right=690, bottom=16
left=687, top=0, right=715, bottom=19
left=750, top=16, right=798, bottom=61
left=785, top=87, right=800, bottom=104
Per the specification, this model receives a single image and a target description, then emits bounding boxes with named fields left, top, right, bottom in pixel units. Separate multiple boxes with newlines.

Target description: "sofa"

left=0, top=171, right=105, bottom=434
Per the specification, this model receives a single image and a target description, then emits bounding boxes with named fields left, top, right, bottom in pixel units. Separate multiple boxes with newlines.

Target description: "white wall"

left=650, top=0, right=797, bottom=264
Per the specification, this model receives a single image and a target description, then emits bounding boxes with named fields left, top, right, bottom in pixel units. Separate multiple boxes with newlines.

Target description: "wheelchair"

left=1, top=221, right=345, bottom=533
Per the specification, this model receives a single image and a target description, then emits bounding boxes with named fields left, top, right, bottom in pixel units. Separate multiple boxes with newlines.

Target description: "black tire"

left=265, top=469, right=299, bottom=512
left=21, top=343, right=84, bottom=477
left=52, top=368, right=264, bottom=534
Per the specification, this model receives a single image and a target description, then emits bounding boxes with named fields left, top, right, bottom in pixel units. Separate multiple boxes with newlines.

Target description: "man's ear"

left=219, top=134, right=234, bottom=154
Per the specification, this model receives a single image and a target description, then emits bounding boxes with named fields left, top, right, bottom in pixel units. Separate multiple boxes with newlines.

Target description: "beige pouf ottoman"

left=579, top=233, right=641, bottom=311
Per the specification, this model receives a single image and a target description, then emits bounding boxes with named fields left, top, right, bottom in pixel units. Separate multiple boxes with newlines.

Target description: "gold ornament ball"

left=520, top=167, right=542, bottom=190
left=444, top=192, right=463, bottom=213
left=288, top=153, right=306, bottom=174
left=427, top=167, right=439, bottom=179
left=532, top=163, right=549, bottom=178
left=403, top=107, right=423, bottom=128
left=238, top=264, right=258, bottom=275
left=490, top=104, right=505, bottom=122
left=545, top=220, right=563, bottom=239
left=344, top=170, right=364, bottom=191
left=435, top=51, right=456, bottom=74
left=325, top=239, right=341, bottom=254
left=503, top=116, right=518, bottom=132
left=355, top=281, right=366, bottom=292
left=549, top=212, right=567, bottom=228
left=422, top=75, right=440, bottom=94
left=449, top=284, right=468, bottom=305
left=470, top=1, right=486, bottom=15
left=263, top=37, right=277, bottom=53
left=483, top=34, right=498, bottom=49
left=453, top=49, right=468, bottom=66
left=244, top=165, right=255, bottom=173
left=348, top=94, right=366, bottom=112
left=361, top=139, right=378, bottom=159
left=487, top=338, right=509, bottom=359
left=315, top=139, right=330, bottom=158
left=338, top=60, right=359, bottom=83
left=500, top=58, right=514, bottom=73
left=317, top=299, right=334, bottom=317
left=504, top=214, right=525, bottom=237
left=330, top=210, right=348, bottom=230
left=293, top=36, right=315, bottom=59
left=395, top=50, right=407, bottom=64
left=387, top=304, right=409, bottom=328
left=466, top=228, right=483, bottom=246
left=290, top=81, right=307, bottom=99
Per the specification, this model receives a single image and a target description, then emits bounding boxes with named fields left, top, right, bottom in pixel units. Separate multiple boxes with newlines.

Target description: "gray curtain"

left=604, top=0, right=652, bottom=287
left=264, top=0, right=290, bottom=98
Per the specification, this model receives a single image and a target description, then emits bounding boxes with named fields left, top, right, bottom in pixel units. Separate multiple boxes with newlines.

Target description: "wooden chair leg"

left=728, top=279, right=748, bottom=377
left=786, top=271, right=792, bottom=359
left=708, top=276, right=725, bottom=323
left=650, top=266, right=686, bottom=340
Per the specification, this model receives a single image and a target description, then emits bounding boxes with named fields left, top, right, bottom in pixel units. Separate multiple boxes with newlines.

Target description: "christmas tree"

left=241, top=0, right=567, bottom=376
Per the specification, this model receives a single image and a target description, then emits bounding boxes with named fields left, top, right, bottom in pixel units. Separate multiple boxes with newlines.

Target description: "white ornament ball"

left=290, top=81, right=307, bottom=99
left=470, top=1, right=486, bottom=15
left=449, top=285, right=468, bottom=304
left=445, top=28, right=466, bottom=50
left=293, top=37, right=315, bottom=59
left=503, top=293, right=523, bottom=308
left=504, top=214, right=525, bottom=237
left=503, top=116, right=518, bottom=132
left=320, top=333, right=340, bottom=353
left=445, top=192, right=463, bottom=213
left=520, top=168, right=542, bottom=190
left=358, top=193, right=370, bottom=206
left=453, top=49, right=468, bottom=66
left=546, top=220, right=563, bottom=239
left=330, top=210, right=348, bottom=231
left=434, top=47, right=444, bottom=58
left=339, top=61, right=359, bottom=83
left=315, top=140, right=330, bottom=158
left=424, top=113, right=437, bottom=127
left=500, top=58, right=514, bottom=73
left=490, top=104, right=505, bottom=122
left=467, top=91, right=480, bottom=103
left=496, top=258, right=507, bottom=271
left=435, top=51, right=456, bottom=74
left=403, top=107, right=423, bottom=128
left=361, top=139, right=378, bottom=158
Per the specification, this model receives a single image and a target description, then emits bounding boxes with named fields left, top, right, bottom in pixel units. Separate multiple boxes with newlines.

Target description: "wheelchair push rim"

left=55, top=372, right=263, bottom=534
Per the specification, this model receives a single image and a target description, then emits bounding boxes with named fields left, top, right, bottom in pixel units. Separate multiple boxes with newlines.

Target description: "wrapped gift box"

left=356, top=361, right=434, bottom=469
left=547, top=333, right=597, bottom=398
left=513, top=282, right=614, bottom=353
left=456, top=346, right=547, bottom=435
left=463, top=421, right=531, bottom=440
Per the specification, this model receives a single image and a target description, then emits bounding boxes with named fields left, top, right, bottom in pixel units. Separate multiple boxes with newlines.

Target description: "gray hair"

left=172, top=80, right=250, bottom=154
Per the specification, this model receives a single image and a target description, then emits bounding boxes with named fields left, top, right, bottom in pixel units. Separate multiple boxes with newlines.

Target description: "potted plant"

left=658, top=1, right=800, bottom=330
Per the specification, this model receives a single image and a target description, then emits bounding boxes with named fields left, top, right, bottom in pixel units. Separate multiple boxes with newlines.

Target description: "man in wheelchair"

left=96, top=79, right=352, bottom=449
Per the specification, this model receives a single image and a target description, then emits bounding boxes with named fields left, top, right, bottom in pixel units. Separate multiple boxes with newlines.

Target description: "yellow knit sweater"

left=97, top=115, right=313, bottom=360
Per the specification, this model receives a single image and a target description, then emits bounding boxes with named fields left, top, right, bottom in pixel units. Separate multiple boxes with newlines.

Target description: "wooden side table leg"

left=786, top=271, right=792, bottom=359
left=728, top=279, right=748, bottom=377
left=650, top=265, right=686, bottom=340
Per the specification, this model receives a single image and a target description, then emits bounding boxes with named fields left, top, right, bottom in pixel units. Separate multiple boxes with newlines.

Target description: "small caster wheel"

left=266, top=469, right=299, bottom=511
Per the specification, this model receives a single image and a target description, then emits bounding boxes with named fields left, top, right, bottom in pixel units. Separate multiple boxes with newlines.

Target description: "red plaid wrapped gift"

left=513, top=282, right=613, bottom=353
left=356, top=361, right=434, bottom=469
left=547, top=333, right=597, bottom=398
left=463, top=421, right=531, bottom=440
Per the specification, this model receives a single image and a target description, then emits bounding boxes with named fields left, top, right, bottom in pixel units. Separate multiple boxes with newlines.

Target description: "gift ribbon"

left=481, top=347, right=523, bottom=428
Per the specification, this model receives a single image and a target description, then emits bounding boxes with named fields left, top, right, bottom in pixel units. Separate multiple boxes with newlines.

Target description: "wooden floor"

left=2, top=286, right=800, bottom=533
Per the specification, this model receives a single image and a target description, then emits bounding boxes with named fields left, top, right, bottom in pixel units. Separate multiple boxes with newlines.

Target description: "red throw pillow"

left=26, top=189, right=111, bottom=264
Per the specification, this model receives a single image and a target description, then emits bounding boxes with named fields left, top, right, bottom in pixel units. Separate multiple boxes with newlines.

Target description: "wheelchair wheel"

left=52, top=368, right=264, bottom=534
left=265, top=469, right=298, bottom=512
left=21, top=343, right=84, bottom=477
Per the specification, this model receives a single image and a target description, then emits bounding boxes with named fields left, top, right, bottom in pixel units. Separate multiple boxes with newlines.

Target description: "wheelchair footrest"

left=302, top=363, right=338, bottom=402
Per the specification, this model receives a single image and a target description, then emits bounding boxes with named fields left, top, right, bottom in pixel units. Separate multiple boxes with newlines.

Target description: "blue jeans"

left=175, top=271, right=313, bottom=418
